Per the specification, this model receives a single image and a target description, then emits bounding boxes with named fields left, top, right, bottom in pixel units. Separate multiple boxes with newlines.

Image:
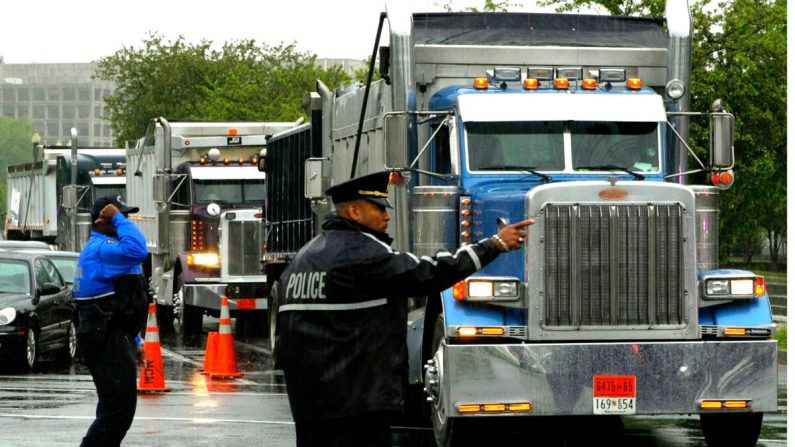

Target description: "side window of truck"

left=433, top=123, right=451, bottom=175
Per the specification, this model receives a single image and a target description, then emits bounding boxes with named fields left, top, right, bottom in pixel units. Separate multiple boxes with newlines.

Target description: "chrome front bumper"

left=439, top=340, right=777, bottom=417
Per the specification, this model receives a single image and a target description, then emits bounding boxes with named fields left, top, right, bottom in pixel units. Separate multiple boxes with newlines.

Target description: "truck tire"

left=157, top=303, right=175, bottom=332
left=267, top=284, right=279, bottom=354
left=700, top=413, right=763, bottom=447
left=174, top=274, right=203, bottom=337
left=428, top=314, right=465, bottom=447
left=235, top=311, right=268, bottom=338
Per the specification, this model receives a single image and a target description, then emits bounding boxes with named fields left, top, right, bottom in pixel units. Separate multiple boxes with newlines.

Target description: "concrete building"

left=0, top=60, right=115, bottom=147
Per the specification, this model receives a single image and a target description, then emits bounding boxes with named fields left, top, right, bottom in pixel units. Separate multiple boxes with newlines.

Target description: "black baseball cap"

left=325, top=171, right=392, bottom=209
left=91, top=195, right=140, bottom=221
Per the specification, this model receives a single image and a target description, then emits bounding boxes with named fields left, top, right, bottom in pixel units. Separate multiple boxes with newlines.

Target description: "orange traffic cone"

left=138, top=303, right=171, bottom=393
left=209, top=297, right=243, bottom=379
left=201, top=331, right=218, bottom=375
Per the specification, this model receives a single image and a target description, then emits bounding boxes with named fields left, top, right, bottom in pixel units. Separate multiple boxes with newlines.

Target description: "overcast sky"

left=0, top=0, right=559, bottom=65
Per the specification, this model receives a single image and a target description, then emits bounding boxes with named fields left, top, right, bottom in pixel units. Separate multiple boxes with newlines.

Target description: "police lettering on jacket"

left=284, top=271, right=326, bottom=300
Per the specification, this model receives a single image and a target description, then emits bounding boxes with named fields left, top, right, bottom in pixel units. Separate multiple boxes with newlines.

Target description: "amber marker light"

left=508, top=403, right=532, bottom=412
left=626, top=78, right=643, bottom=90
left=228, top=128, right=238, bottom=136
left=522, top=78, right=539, bottom=90
left=720, top=171, right=733, bottom=184
left=94, top=168, right=101, bottom=175
left=484, top=404, right=506, bottom=412
left=725, top=400, right=749, bottom=409
left=238, top=158, right=245, bottom=165
left=724, top=327, right=748, bottom=336
left=473, top=77, right=489, bottom=90
left=582, top=78, right=598, bottom=90
left=116, top=168, right=124, bottom=175
left=458, top=404, right=481, bottom=414
left=755, top=277, right=766, bottom=296
left=199, top=156, right=207, bottom=165
left=452, top=280, right=467, bottom=301
left=481, top=327, right=505, bottom=336
left=554, top=78, right=570, bottom=89
left=700, top=401, right=723, bottom=410
left=223, top=158, right=231, bottom=165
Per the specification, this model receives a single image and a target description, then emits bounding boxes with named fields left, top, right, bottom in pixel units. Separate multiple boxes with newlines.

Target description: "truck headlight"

left=187, top=252, right=220, bottom=268
left=454, top=277, right=520, bottom=302
left=0, top=307, right=17, bottom=325
left=702, top=275, right=764, bottom=299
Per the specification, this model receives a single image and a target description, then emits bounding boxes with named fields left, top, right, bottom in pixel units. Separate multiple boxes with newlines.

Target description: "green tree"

left=437, top=0, right=523, bottom=12
left=94, top=34, right=352, bottom=145
left=0, top=117, right=36, bottom=227
left=532, top=0, right=787, bottom=268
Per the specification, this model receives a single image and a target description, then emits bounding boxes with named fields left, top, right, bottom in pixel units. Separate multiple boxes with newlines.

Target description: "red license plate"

left=593, top=375, right=636, bottom=398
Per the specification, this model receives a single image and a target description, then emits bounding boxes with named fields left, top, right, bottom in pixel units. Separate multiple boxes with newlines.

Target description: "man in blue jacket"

left=74, top=195, right=148, bottom=447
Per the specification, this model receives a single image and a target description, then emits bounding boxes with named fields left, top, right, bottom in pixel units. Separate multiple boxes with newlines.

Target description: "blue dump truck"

left=260, top=1, right=777, bottom=445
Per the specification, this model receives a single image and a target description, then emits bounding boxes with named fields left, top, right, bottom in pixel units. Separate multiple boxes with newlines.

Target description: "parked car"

left=0, top=252, right=76, bottom=371
left=20, top=250, right=80, bottom=285
left=0, top=240, right=53, bottom=251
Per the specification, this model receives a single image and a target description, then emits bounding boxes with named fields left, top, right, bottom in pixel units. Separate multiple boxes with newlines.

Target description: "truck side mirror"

left=258, top=148, right=268, bottom=173
left=383, top=113, right=410, bottom=170
left=304, top=158, right=328, bottom=200
left=153, top=173, right=169, bottom=212
left=62, top=185, right=78, bottom=209
left=709, top=101, right=734, bottom=170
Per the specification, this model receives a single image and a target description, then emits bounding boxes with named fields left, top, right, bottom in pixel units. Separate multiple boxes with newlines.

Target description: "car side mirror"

left=38, top=283, right=62, bottom=296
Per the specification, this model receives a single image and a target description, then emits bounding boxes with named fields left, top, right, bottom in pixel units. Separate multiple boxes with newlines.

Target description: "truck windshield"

left=466, top=121, right=565, bottom=171
left=571, top=121, right=659, bottom=172
left=194, top=179, right=264, bottom=204
left=465, top=121, right=660, bottom=173
left=93, top=185, right=126, bottom=201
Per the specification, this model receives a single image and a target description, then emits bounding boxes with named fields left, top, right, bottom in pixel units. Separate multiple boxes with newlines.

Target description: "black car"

left=0, top=252, right=76, bottom=371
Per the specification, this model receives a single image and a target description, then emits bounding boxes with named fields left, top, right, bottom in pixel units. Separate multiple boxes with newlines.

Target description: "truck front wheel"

left=700, top=413, right=763, bottom=447
left=428, top=314, right=465, bottom=447
left=174, top=274, right=203, bottom=337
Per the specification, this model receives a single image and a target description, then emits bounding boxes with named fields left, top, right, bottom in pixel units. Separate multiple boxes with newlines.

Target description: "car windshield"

left=0, top=261, right=31, bottom=294
left=194, top=179, right=264, bottom=204
left=465, top=121, right=660, bottom=173
left=49, top=258, right=78, bottom=284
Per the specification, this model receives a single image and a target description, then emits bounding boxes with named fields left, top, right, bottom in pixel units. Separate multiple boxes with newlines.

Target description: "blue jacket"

left=73, top=212, right=148, bottom=301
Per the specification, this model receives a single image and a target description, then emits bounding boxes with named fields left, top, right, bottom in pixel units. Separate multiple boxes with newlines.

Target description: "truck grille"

left=543, top=203, right=685, bottom=328
left=225, top=219, right=262, bottom=276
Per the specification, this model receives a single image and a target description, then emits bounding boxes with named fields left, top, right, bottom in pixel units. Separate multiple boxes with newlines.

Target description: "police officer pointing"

left=74, top=195, right=148, bottom=447
left=275, top=171, right=532, bottom=446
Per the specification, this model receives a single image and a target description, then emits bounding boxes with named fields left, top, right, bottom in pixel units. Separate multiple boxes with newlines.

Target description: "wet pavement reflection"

left=0, top=317, right=787, bottom=446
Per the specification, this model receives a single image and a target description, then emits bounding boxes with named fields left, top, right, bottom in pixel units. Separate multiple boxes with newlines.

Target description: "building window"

left=33, top=106, right=45, bottom=119
left=17, top=88, right=29, bottom=101
left=33, top=88, right=45, bottom=101
left=2, top=105, right=16, bottom=117
left=78, top=104, right=91, bottom=119
left=47, top=105, right=60, bottom=119
left=62, top=87, right=76, bottom=101
left=78, top=87, right=90, bottom=101
left=63, top=106, right=76, bottom=119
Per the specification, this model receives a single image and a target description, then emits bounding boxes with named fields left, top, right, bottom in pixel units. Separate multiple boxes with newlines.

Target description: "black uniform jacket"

left=275, top=215, right=501, bottom=422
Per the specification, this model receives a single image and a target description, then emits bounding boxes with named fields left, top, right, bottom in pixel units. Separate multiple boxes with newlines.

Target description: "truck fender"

left=407, top=293, right=443, bottom=385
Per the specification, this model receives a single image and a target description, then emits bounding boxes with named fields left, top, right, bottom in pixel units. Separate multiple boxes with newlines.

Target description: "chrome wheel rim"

left=67, top=322, right=77, bottom=359
left=26, top=330, right=36, bottom=369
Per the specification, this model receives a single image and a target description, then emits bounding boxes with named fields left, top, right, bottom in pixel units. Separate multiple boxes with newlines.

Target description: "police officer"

left=74, top=195, right=148, bottom=447
left=275, top=171, right=533, bottom=446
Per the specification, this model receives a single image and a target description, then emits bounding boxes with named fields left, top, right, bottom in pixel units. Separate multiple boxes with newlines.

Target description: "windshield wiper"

left=575, top=165, right=645, bottom=181
left=479, top=165, right=552, bottom=183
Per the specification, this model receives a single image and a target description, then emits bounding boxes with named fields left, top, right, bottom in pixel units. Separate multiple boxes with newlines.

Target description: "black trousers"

left=79, top=321, right=138, bottom=447
left=294, top=411, right=391, bottom=447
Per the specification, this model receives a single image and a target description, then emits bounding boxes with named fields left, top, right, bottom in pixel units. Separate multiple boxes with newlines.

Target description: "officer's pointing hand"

left=493, top=218, right=534, bottom=252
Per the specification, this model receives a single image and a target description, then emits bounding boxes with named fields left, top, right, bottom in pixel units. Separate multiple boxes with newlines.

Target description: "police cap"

left=325, top=171, right=392, bottom=209
left=91, top=194, right=140, bottom=222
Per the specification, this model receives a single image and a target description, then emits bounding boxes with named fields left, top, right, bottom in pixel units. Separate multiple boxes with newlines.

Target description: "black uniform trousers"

left=294, top=411, right=391, bottom=447
left=78, top=305, right=138, bottom=447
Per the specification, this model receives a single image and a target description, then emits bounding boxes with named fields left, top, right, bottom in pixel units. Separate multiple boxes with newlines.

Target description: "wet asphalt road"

left=0, top=317, right=787, bottom=447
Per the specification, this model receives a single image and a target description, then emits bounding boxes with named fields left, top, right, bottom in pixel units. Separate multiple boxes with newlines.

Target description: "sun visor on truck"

left=190, top=166, right=265, bottom=180
left=412, top=13, right=668, bottom=49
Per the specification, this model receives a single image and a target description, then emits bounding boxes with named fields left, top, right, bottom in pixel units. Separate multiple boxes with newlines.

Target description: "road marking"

left=0, top=413, right=294, bottom=425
